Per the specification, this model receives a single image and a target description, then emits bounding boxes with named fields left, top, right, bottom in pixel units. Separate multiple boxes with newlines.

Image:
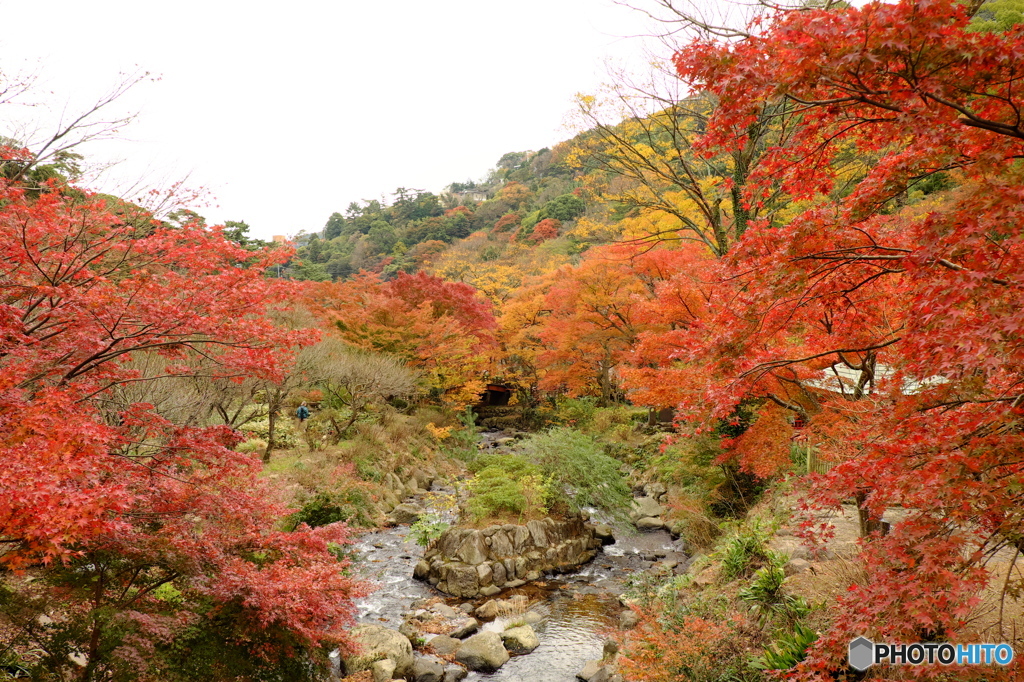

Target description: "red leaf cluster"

left=0, top=175, right=363, bottom=672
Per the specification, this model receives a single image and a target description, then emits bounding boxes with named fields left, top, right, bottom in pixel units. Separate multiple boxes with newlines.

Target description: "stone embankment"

left=414, top=516, right=606, bottom=598
left=378, top=468, right=436, bottom=515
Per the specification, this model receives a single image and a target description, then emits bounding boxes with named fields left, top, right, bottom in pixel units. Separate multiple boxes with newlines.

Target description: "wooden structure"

left=479, top=384, right=512, bottom=407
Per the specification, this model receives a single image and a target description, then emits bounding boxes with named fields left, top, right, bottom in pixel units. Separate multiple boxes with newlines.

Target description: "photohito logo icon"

left=849, top=637, right=874, bottom=671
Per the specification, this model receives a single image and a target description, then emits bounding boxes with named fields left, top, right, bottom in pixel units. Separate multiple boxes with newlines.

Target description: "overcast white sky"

left=0, top=0, right=667, bottom=240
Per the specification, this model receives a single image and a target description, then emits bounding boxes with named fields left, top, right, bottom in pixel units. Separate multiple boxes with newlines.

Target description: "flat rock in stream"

left=427, top=635, right=461, bottom=656
left=410, top=655, right=444, bottom=682
left=500, top=625, right=539, bottom=654
left=630, top=497, right=665, bottom=520
left=448, top=617, right=480, bottom=639
left=443, top=665, right=468, bottom=682
left=455, top=631, right=509, bottom=672
left=430, top=603, right=459, bottom=619
left=343, top=625, right=413, bottom=678
left=636, top=516, right=666, bottom=531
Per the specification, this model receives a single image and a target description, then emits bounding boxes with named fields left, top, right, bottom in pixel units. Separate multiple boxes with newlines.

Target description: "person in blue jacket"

left=296, top=402, right=310, bottom=422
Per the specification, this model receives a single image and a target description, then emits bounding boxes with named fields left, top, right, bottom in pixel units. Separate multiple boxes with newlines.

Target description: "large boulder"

left=526, top=519, right=549, bottom=547
left=454, top=631, right=510, bottom=672
left=389, top=503, right=425, bottom=525
left=476, top=562, right=493, bottom=586
left=384, top=472, right=404, bottom=493
left=577, top=659, right=614, bottom=682
left=488, top=531, right=515, bottom=557
left=443, top=564, right=480, bottom=599
left=630, top=497, right=665, bottom=520
left=644, top=481, right=668, bottom=498
left=619, top=609, right=639, bottom=629
left=577, top=659, right=603, bottom=680
left=785, top=558, right=812, bottom=576
left=409, top=467, right=433, bottom=490
left=593, top=524, right=615, bottom=545
left=380, top=489, right=401, bottom=512
left=343, top=625, right=414, bottom=677
left=500, top=625, right=539, bottom=654
left=491, top=560, right=507, bottom=586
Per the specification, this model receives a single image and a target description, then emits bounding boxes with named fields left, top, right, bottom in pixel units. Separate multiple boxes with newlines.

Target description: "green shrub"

left=753, top=621, right=818, bottom=671
left=290, top=488, right=376, bottom=529
left=241, top=417, right=298, bottom=449
left=589, top=405, right=645, bottom=439
left=650, top=436, right=724, bottom=486
left=465, top=465, right=550, bottom=522
left=409, top=514, right=451, bottom=547
left=467, top=452, right=541, bottom=477
left=719, top=523, right=776, bottom=580
left=235, top=438, right=267, bottom=454
left=440, top=407, right=481, bottom=462
left=518, top=427, right=633, bottom=521
left=739, top=561, right=809, bottom=626
left=556, top=397, right=598, bottom=428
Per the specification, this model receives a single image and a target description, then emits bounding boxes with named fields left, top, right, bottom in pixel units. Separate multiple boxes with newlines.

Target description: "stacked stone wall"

left=414, top=517, right=601, bottom=598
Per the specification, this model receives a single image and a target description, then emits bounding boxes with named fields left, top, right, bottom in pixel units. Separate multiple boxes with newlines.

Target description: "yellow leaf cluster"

left=425, top=422, right=453, bottom=441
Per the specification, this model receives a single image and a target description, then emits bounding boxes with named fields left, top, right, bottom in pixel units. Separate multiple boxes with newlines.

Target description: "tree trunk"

left=339, top=408, right=361, bottom=437
left=263, top=407, right=276, bottom=463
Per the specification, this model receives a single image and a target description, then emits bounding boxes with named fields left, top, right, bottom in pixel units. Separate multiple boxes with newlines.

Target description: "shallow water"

left=352, top=522, right=439, bottom=628
left=467, top=592, right=619, bottom=682
left=348, top=479, right=687, bottom=680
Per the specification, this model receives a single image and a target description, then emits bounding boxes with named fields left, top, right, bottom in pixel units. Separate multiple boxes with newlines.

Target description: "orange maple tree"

left=303, top=270, right=498, bottom=405
left=517, top=244, right=693, bottom=404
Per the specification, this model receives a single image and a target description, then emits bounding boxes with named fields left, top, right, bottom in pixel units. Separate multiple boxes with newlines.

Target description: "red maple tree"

left=0, top=173, right=364, bottom=679
left=663, top=0, right=1024, bottom=676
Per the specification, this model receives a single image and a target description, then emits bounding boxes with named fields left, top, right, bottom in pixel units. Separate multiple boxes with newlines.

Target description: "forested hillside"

left=287, top=0, right=1024, bottom=677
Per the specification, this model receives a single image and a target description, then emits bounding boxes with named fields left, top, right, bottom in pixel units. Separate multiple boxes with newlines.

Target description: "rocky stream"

left=337, top=432, right=689, bottom=682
